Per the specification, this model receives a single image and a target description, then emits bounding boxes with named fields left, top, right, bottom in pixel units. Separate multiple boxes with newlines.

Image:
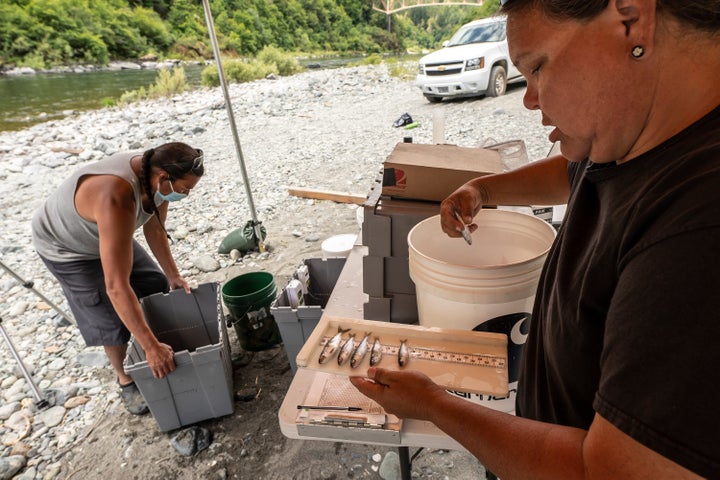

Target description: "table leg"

left=398, top=446, right=411, bottom=480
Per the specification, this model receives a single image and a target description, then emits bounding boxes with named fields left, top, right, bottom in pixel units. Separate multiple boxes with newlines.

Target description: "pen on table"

left=297, top=405, right=363, bottom=411
left=455, top=211, right=473, bottom=245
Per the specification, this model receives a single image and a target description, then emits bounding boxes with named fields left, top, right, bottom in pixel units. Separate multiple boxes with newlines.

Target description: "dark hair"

left=501, top=0, right=720, bottom=33
left=139, top=141, right=205, bottom=241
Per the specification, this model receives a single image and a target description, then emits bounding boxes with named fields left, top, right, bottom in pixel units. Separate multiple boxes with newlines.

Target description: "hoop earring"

left=631, top=45, right=645, bottom=58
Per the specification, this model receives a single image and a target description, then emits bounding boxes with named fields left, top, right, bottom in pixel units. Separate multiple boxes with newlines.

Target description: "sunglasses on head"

left=192, top=149, right=204, bottom=172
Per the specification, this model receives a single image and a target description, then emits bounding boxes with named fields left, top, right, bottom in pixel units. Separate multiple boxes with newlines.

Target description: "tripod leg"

left=0, top=317, right=49, bottom=409
left=0, top=259, right=75, bottom=325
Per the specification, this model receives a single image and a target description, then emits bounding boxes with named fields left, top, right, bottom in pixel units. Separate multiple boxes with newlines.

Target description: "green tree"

left=0, top=0, right=503, bottom=69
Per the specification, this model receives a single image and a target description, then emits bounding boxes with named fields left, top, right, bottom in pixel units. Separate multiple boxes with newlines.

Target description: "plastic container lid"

left=321, top=234, right=357, bottom=259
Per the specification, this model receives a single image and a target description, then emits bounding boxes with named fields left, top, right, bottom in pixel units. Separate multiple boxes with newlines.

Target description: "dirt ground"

left=57, top=200, right=490, bottom=480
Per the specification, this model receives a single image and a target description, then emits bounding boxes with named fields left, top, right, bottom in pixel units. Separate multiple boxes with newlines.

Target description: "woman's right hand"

left=145, top=342, right=176, bottom=379
left=440, top=182, right=484, bottom=238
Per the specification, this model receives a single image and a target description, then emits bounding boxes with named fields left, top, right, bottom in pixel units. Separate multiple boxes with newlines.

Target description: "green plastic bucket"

left=221, top=271, right=282, bottom=352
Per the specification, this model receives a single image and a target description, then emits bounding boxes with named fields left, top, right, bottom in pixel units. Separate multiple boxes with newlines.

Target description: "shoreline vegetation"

left=2, top=50, right=417, bottom=115
left=0, top=0, right=501, bottom=72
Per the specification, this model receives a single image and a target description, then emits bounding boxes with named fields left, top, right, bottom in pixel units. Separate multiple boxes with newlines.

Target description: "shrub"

left=350, top=53, right=383, bottom=66
left=147, top=66, right=187, bottom=98
left=201, top=58, right=276, bottom=87
left=225, top=59, right=275, bottom=83
left=387, top=60, right=417, bottom=80
left=18, top=52, right=46, bottom=70
left=117, top=66, right=187, bottom=105
left=256, top=46, right=303, bottom=76
left=119, top=86, right=146, bottom=105
left=201, top=63, right=219, bottom=87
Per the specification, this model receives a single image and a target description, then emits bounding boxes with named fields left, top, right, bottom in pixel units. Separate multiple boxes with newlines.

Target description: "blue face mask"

left=154, top=180, right=187, bottom=205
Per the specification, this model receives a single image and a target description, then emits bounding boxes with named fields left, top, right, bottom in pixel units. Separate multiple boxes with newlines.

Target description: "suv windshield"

left=446, top=21, right=506, bottom=47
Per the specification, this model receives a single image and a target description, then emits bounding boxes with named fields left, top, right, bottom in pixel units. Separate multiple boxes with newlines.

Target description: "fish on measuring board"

left=350, top=332, right=371, bottom=368
left=337, top=332, right=356, bottom=366
left=369, top=337, right=383, bottom=366
left=318, top=327, right=350, bottom=364
left=398, top=339, right=409, bottom=367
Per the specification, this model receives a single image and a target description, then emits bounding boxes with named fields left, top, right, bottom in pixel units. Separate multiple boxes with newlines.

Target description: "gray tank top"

left=31, top=152, right=154, bottom=262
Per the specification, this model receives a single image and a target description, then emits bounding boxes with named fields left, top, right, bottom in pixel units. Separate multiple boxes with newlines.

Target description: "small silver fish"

left=398, top=339, right=409, bottom=367
left=337, top=333, right=356, bottom=366
left=318, top=327, right=350, bottom=364
left=350, top=332, right=371, bottom=368
left=370, top=337, right=383, bottom=366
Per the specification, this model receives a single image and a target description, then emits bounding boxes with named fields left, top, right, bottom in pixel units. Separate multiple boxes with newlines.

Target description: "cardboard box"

left=381, top=143, right=504, bottom=202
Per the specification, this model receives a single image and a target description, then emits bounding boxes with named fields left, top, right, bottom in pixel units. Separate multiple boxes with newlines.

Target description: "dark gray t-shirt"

left=517, top=105, right=720, bottom=477
left=31, top=152, right=153, bottom=262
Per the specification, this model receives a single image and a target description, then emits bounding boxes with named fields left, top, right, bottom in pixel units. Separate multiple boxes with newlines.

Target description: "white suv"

left=415, top=16, right=523, bottom=103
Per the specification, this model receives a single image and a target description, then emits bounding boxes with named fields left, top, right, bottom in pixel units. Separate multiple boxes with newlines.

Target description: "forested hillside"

left=0, top=0, right=500, bottom=69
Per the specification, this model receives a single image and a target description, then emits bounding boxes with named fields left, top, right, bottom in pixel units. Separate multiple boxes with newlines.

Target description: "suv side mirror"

left=442, top=40, right=449, bottom=48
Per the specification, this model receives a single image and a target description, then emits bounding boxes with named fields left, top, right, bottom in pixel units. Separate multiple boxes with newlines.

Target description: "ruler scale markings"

left=319, top=336, right=505, bottom=369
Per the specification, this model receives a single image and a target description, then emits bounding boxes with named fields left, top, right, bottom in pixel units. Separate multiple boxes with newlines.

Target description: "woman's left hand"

left=350, top=367, right=448, bottom=420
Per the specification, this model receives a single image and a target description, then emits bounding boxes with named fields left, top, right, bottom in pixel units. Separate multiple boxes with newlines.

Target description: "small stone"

left=53, top=316, right=73, bottom=327
left=230, top=249, right=242, bottom=260
left=379, top=451, right=400, bottom=480
left=35, top=405, right=66, bottom=427
left=9, top=302, right=28, bottom=316
left=170, top=426, right=213, bottom=457
left=235, top=387, right=258, bottom=402
left=0, top=455, right=26, bottom=479
left=9, top=441, right=31, bottom=457
left=48, top=358, right=66, bottom=370
left=5, top=411, right=31, bottom=433
left=75, top=351, right=109, bottom=368
left=193, top=255, right=220, bottom=272
left=64, top=395, right=91, bottom=409
left=0, top=402, right=21, bottom=420
left=174, top=226, right=189, bottom=239
left=12, top=465, right=36, bottom=480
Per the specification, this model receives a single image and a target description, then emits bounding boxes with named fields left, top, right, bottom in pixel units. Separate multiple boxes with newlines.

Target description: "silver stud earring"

left=631, top=45, right=645, bottom=58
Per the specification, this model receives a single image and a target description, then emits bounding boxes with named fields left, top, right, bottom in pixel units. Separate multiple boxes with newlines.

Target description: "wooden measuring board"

left=296, top=316, right=508, bottom=397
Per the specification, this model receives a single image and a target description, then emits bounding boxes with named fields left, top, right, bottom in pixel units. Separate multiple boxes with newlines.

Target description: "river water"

left=0, top=55, right=392, bottom=133
left=0, top=65, right=205, bottom=133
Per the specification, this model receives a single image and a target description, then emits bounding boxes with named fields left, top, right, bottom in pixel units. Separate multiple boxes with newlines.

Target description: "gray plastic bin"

left=271, top=258, right=346, bottom=372
left=124, top=282, right=234, bottom=432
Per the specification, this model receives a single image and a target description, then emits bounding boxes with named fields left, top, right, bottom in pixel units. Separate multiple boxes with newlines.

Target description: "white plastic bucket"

left=408, top=209, right=556, bottom=413
left=321, top=234, right=357, bottom=259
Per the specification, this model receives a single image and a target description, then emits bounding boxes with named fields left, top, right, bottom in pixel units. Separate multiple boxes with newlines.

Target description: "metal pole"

left=0, top=259, right=75, bottom=325
left=0, top=317, right=49, bottom=409
left=398, top=446, right=411, bottom=480
left=200, top=0, right=266, bottom=253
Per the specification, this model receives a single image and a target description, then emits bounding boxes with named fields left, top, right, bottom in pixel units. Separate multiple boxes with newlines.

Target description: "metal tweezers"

left=455, top=211, right=472, bottom=245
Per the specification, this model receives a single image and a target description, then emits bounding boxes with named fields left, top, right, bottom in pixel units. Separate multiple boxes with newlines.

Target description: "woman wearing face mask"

left=31, top=142, right=204, bottom=415
left=352, top=0, right=719, bottom=478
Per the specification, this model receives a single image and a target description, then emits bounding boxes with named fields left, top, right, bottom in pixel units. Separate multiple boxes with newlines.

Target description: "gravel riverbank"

left=0, top=64, right=552, bottom=479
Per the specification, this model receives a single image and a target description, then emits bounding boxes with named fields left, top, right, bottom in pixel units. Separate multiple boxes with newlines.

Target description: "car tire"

left=487, top=66, right=507, bottom=97
left=424, top=94, right=443, bottom=103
